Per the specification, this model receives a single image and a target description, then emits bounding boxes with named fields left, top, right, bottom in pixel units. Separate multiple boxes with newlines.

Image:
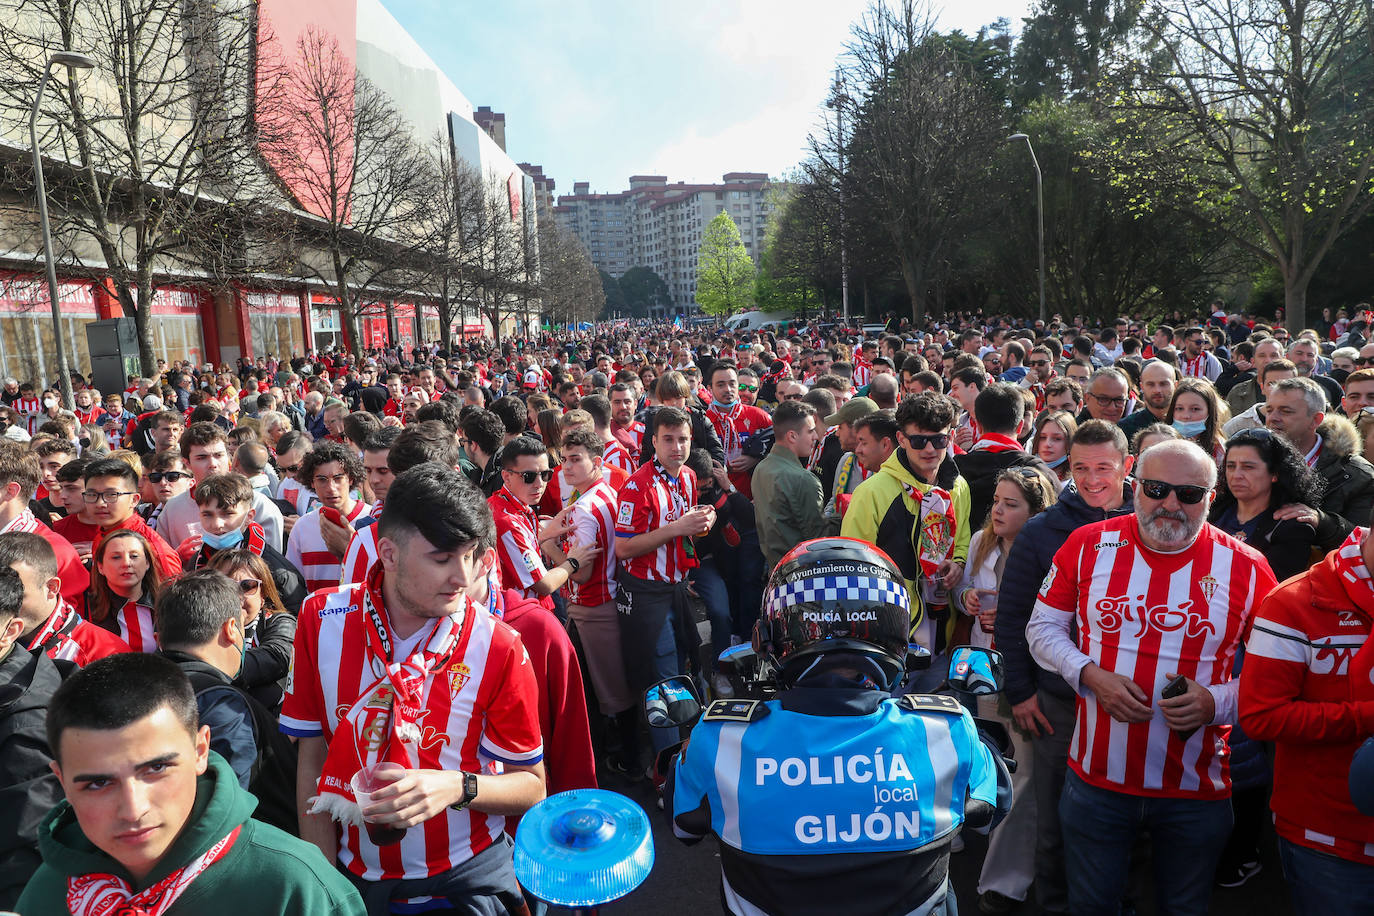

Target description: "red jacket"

left=1240, top=545, right=1374, bottom=863
left=498, top=589, right=596, bottom=800
left=29, top=518, right=89, bottom=608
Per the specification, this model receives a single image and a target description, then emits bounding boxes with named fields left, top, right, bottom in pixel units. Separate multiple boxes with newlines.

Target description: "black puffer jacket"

left=0, top=644, right=64, bottom=908
left=1313, top=416, right=1374, bottom=551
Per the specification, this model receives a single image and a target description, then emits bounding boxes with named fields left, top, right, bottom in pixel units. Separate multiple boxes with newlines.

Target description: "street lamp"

left=29, top=50, right=95, bottom=411
left=827, top=72, right=850, bottom=324
left=1008, top=133, right=1046, bottom=324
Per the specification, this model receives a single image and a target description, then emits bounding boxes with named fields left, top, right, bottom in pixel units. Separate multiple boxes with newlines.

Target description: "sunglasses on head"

left=508, top=469, right=554, bottom=484
left=148, top=471, right=191, bottom=484
left=1139, top=479, right=1210, bottom=504
left=905, top=432, right=949, bottom=450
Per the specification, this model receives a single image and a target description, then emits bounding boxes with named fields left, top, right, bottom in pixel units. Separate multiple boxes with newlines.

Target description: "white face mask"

left=42, top=398, right=56, bottom=409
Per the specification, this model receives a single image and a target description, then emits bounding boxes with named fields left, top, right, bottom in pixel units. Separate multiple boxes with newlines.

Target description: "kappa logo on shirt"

left=623, top=480, right=638, bottom=491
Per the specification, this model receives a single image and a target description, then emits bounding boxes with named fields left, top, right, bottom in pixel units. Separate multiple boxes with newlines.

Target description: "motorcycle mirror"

left=644, top=676, right=702, bottom=729
left=947, top=645, right=1005, bottom=696
left=905, top=643, right=932, bottom=672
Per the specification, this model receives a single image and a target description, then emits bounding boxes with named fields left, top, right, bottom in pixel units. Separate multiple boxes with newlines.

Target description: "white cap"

left=523, top=370, right=539, bottom=388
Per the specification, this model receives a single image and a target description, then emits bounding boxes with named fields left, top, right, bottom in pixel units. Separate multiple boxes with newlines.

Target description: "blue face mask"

left=1173, top=419, right=1207, bottom=437
left=1045, top=453, right=1068, bottom=469
left=201, top=528, right=244, bottom=551
left=710, top=398, right=736, bottom=411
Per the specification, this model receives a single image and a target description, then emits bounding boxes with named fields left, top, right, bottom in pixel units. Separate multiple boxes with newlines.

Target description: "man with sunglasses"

left=1027, top=438, right=1277, bottom=916
left=489, top=436, right=600, bottom=612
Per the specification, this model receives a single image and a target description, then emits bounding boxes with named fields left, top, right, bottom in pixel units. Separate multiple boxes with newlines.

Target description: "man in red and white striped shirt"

left=609, top=383, right=645, bottom=455
left=1180, top=326, right=1223, bottom=382
left=1027, top=439, right=1277, bottom=914
left=615, top=407, right=713, bottom=751
left=286, top=441, right=372, bottom=595
left=13, top=385, right=43, bottom=438
left=284, top=464, right=544, bottom=905
left=488, top=437, right=599, bottom=612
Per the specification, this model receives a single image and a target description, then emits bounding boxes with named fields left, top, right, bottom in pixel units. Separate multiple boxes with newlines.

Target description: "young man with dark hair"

left=0, top=440, right=87, bottom=604
left=460, top=409, right=505, bottom=495
left=703, top=362, right=772, bottom=499
left=2, top=531, right=128, bottom=667
left=608, top=382, right=646, bottom=455
left=81, top=457, right=183, bottom=580
left=579, top=393, right=635, bottom=473
left=955, top=383, right=1054, bottom=528
left=138, top=449, right=191, bottom=536
left=843, top=393, right=970, bottom=661
left=489, top=437, right=599, bottom=610
left=949, top=365, right=990, bottom=450
left=615, top=406, right=715, bottom=754
left=18, top=652, right=365, bottom=915
left=284, top=464, right=546, bottom=913
left=489, top=395, right=528, bottom=444
left=0, top=563, right=63, bottom=908
left=158, top=422, right=284, bottom=552
left=272, top=429, right=314, bottom=515
left=286, top=441, right=371, bottom=595
left=340, top=422, right=461, bottom=586
left=752, top=400, right=825, bottom=571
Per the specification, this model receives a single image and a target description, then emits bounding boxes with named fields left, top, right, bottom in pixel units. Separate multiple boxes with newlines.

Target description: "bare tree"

left=464, top=170, right=534, bottom=347
left=0, top=0, right=285, bottom=374
left=257, top=28, right=435, bottom=357
left=537, top=204, right=603, bottom=328
left=1113, top=0, right=1374, bottom=329
left=811, top=0, right=1004, bottom=325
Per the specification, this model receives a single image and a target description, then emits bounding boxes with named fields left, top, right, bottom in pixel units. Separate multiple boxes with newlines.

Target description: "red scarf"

left=308, top=568, right=472, bottom=826
left=27, top=601, right=81, bottom=657
left=67, top=826, right=239, bottom=916
left=191, top=522, right=267, bottom=570
left=970, top=432, right=1023, bottom=454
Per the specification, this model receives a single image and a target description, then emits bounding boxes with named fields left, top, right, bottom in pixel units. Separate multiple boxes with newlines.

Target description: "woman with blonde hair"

left=88, top=528, right=162, bottom=652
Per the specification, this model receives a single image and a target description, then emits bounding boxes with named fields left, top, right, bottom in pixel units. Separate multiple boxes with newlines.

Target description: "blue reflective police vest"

left=672, top=694, right=1001, bottom=856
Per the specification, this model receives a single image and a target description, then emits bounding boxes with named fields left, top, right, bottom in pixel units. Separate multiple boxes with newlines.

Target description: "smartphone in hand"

left=1161, top=675, right=1198, bottom=741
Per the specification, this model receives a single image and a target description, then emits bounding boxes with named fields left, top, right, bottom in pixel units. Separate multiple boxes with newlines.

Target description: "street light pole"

left=1008, top=133, right=1046, bottom=324
left=29, top=51, right=95, bottom=411
left=828, top=71, right=850, bottom=325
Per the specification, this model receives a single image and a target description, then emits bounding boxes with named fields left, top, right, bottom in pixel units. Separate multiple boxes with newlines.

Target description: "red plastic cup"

left=350, top=763, right=408, bottom=846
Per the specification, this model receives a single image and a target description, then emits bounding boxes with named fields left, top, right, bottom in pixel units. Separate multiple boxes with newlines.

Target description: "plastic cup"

left=920, top=575, right=948, bottom=607
left=976, top=588, right=998, bottom=633
left=351, top=763, right=408, bottom=846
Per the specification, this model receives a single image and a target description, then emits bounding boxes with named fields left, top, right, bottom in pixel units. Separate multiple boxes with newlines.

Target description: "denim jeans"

left=649, top=609, right=684, bottom=753
left=690, top=560, right=733, bottom=663
left=1279, top=838, right=1374, bottom=916
left=1059, top=770, right=1232, bottom=916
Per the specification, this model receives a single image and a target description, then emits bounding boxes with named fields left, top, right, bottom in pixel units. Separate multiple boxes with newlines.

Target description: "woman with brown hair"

left=88, top=528, right=162, bottom=652
left=208, top=548, right=295, bottom=712
left=1169, top=377, right=1227, bottom=463
left=1031, top=411, right=1078, bottom=487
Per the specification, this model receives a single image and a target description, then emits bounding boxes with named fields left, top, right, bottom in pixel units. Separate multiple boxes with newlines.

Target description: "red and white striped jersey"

left=610, top=420, right=645, bottom=456
left=285, top=501, right=372, bottom=595
left=538, top=463, right=629, bottom=516
left=601, top=437, right=634, bottom=474
left=565, top=481, right=617, bottom=607
left=1034, top=516, right=1276, bottom=799
left=854, top=360, right=872, bottom=389
left=809, top=426, right=838, bottom=471
left=107, top=598, right=157, bottom=653
left=339, top=521, right=378, bottom=585
left=489, top=487, right=553, bottom=609
left=14, top=397, right=43, bottom=436
left=1181, top=351, right=1222, bottom=382
left=615, top=461, right=697, bottom=583
left=705, top=402, right=772, bottom=498
left=280, top=577, right=544, bottom=881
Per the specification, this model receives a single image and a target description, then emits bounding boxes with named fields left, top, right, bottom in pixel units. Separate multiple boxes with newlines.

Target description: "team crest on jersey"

left=617, top=501, right=635, bottom=526
left=449, top=662, right=471, bottom=695
left=1198, top=576, right=1220, bottom=602
left=1040, top=564, right=1057, bottom=596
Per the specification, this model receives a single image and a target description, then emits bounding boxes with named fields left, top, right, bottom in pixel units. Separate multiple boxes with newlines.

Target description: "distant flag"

left=673, top=314, right=683, bottom=329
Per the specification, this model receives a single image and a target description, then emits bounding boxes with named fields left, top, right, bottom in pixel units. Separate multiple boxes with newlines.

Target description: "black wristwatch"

left=449, top=771, right=478, bottom=811
left=566, top=556, right=581, bottom=573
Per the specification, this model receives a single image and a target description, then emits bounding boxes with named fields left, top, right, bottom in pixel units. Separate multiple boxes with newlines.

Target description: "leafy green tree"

left=1012, top=0, right=1144, bottom=106
left=695, top=213, right=756, bottom=316
left=599, top=270, right=627, bottom=319
left=1109, top=0, right=1374, bottom=330
left=618, top=266, right=671, bottom=318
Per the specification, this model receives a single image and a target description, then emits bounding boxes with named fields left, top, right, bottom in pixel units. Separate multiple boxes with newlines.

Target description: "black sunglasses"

left=905, top=433, right=949, bottom=450
left=236, top=577, right=262, bottom=594
left=1029, top=359, right=1050, bottom=367
left=279, top=463, right=301, bottom=474
left=1139, top=479, right=1211, bottom=504
left=148, top=471, right=192, bottom=484
left=507, top=469, right=554, bottom=484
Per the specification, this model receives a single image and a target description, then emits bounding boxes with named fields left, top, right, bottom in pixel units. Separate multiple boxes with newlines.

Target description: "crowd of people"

left=0, top=303, right=1372, bottom=914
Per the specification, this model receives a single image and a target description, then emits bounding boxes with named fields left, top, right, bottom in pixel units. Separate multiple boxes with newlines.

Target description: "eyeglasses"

left=1029, top=360, right=1050, bottom=368
left=1138, top=479, right=1211, bottom=504
left=1090, top=393, right=1128, bottom=408
left=147, top=471, right=192, bottom=484
left=507, top=469, right=554, bottom=484
left=904, top=432, right=949, bottom=450
left=235, top=577, right=262, bottom=594
left=782, top=393, right=804, bottom=401
left=83, top=490, right=137, bottom=504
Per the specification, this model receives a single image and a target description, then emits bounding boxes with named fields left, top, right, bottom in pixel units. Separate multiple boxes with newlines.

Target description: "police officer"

left=668, top=537, right=1011, bottom=915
